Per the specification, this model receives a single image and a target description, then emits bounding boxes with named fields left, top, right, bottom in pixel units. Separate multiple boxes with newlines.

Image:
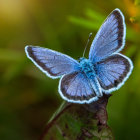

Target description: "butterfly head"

left=79, top=57, right=91, bottom=67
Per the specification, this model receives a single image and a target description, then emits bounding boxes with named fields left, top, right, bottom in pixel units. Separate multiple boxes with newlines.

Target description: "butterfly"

left=25, top=8, right=133, bottom=104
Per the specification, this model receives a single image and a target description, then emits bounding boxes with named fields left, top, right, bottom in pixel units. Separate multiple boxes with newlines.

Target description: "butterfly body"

left=79, top=57, right=102, bottom=98
left=25, top=8, right=133, bottom=104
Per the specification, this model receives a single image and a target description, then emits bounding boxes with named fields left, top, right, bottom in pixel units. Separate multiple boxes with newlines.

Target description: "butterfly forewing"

left=89, top=9, right=126, bottom=63
left=25, top=46, right=80, bottom=78
left=59, top=71, right=98, bottom=104
left=95, top=54, right=133, bottom=93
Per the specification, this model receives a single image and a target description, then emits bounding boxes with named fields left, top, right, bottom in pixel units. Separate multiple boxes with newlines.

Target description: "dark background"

left=0, top=0, right=140, bottom=139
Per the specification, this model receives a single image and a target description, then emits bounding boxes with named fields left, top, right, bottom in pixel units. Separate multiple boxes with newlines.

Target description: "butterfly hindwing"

left=95, top=53, right=133, bottom=93
left=89, top=8, right=126, bottom=63
left=25, top=46, right=79, bottom=79
left=59, top=71, right=98, bottom=104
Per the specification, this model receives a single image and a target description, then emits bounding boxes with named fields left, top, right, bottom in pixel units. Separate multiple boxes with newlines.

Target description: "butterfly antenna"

left=83, top=33, right=92, bottom=57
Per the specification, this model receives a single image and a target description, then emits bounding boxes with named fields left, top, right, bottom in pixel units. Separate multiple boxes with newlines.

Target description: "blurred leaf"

left=85, top=9, right=105, bottom=22
left=68, top=16, right=100, bottom=30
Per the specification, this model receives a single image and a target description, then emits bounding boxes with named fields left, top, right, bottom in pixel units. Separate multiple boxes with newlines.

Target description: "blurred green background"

left=0, top=0, right=140, bottom=139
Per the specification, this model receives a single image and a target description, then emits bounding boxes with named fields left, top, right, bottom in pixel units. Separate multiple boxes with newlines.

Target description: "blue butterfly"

left=25, top=8, right=133, bottom=104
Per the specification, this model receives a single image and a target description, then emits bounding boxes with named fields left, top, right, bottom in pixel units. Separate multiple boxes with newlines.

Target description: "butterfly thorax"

left=79, top=57, right=96, bottom=79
